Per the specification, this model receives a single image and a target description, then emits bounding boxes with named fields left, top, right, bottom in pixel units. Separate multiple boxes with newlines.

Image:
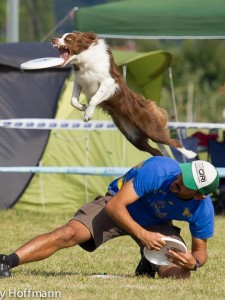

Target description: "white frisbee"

left=143, top=237, right=187, bottom=266
left=20, top=57, right=64, bottom=70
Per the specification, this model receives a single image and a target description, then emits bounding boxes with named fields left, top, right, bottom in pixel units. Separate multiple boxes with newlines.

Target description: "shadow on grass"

left=26, top=269, right=133, bottom=278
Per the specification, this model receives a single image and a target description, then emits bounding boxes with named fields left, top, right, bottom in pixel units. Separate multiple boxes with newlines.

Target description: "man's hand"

left=140, top=230, right=166, bottom=251
left=165, top=248, right=197, bottom=269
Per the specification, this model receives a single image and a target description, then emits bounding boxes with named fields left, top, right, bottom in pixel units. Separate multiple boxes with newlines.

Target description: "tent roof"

left=74, top=0, right=225, bottom=39
left=114, top=50, right=172, bottom=100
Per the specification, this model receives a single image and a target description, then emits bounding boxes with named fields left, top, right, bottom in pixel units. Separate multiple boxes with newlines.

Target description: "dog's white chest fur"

left=74, top=40, right=117, bottom=99
left=70, top=39, right=118, bottom=121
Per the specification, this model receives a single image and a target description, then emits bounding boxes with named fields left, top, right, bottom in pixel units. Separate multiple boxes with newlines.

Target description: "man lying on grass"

left=0, top=157, right=219, bottom=279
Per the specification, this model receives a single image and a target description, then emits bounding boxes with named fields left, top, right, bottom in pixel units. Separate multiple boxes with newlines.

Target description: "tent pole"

left=40, top=7, right=78, bottom=42
left=168, top=67, right=186, bottom=162
left=122, top=64, right=127, bottom=81
left=7, top=0, right=20, bottom=42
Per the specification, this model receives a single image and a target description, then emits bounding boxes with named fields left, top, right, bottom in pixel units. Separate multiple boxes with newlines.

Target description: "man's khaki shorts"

left=73, top=193, right=183, bottom=252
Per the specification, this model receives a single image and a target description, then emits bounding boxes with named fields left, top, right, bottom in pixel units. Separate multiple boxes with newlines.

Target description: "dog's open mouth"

left=52, top=44, right=72, bottom=66
left=59, top=45, right=71, bottom=61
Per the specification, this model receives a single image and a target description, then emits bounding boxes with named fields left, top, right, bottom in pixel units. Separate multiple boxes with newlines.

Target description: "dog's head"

left=51, top=32, right=98, bottom=66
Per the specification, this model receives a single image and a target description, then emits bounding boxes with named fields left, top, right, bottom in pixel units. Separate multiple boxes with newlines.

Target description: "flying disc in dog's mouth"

left=20, top=57, right=64, bottom=70
left=52, top=44, right=72, bottom=66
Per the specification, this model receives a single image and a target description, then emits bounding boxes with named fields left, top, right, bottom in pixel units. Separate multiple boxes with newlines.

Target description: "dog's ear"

left=83, top=32, right=98, bottom=44
left=84, top=32, right=97, bottom=39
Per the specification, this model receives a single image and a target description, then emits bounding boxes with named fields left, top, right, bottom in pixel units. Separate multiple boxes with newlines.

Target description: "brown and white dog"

left=51, top=32, right=196, bottom=158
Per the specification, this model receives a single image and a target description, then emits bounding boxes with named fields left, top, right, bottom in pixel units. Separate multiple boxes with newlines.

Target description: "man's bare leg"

left=0, top=220, right=91, bottom=278
left=15, top=220, right=91, bottom=264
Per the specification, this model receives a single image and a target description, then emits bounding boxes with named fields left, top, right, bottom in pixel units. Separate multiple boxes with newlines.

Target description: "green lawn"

left=0, top=209, right=224, bottom=300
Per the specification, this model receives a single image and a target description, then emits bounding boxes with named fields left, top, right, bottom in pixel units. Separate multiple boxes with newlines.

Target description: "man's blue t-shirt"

left=108, top=156, right=214, bottom=239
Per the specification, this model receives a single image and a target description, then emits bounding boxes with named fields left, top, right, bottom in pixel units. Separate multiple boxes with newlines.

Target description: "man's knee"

left=51, top=220, right=91, bottom=247
left=158, top=265, right=191, bottom=279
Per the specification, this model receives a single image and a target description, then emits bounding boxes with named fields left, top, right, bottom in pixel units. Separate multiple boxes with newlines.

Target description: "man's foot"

left=0, top=255, right=11, bottom=278
left=135, top=256, right=156, bottom=278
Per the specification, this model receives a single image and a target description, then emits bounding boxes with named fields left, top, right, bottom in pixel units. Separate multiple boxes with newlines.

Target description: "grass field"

left=0, top=209, right=224, bottom=300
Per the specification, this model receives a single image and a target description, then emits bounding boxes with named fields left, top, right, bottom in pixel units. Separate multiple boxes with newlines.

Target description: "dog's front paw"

left=83, top=107, right=94, bottom=122
left=83, top=114, right=92, bottom=122
left=76, top=104, right=87, bottom=111
left=71, top=98, right=87, bottom=111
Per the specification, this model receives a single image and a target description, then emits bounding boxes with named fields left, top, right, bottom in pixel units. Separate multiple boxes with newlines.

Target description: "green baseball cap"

left=179, top=160, right=219, bottom=195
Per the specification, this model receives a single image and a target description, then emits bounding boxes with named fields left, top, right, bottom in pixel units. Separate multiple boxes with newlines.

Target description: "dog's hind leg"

left=149, top=133, right=197, bottom=159
left=130, top=137, right=163, bottom=156
left=173, top=144, right=197, bottom=159
left=113, top=116, right=164, bottom=156
left=84, top=78, right=118, bottom=122
left=119, top=129, right=163, bottom=156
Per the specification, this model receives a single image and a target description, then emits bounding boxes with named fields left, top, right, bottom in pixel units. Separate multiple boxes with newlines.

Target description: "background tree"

left=0, top=1, right=6, bottom=42
left=20, top=0, right=55, bottom=42
left=134, top=39, right=225, bottom=122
